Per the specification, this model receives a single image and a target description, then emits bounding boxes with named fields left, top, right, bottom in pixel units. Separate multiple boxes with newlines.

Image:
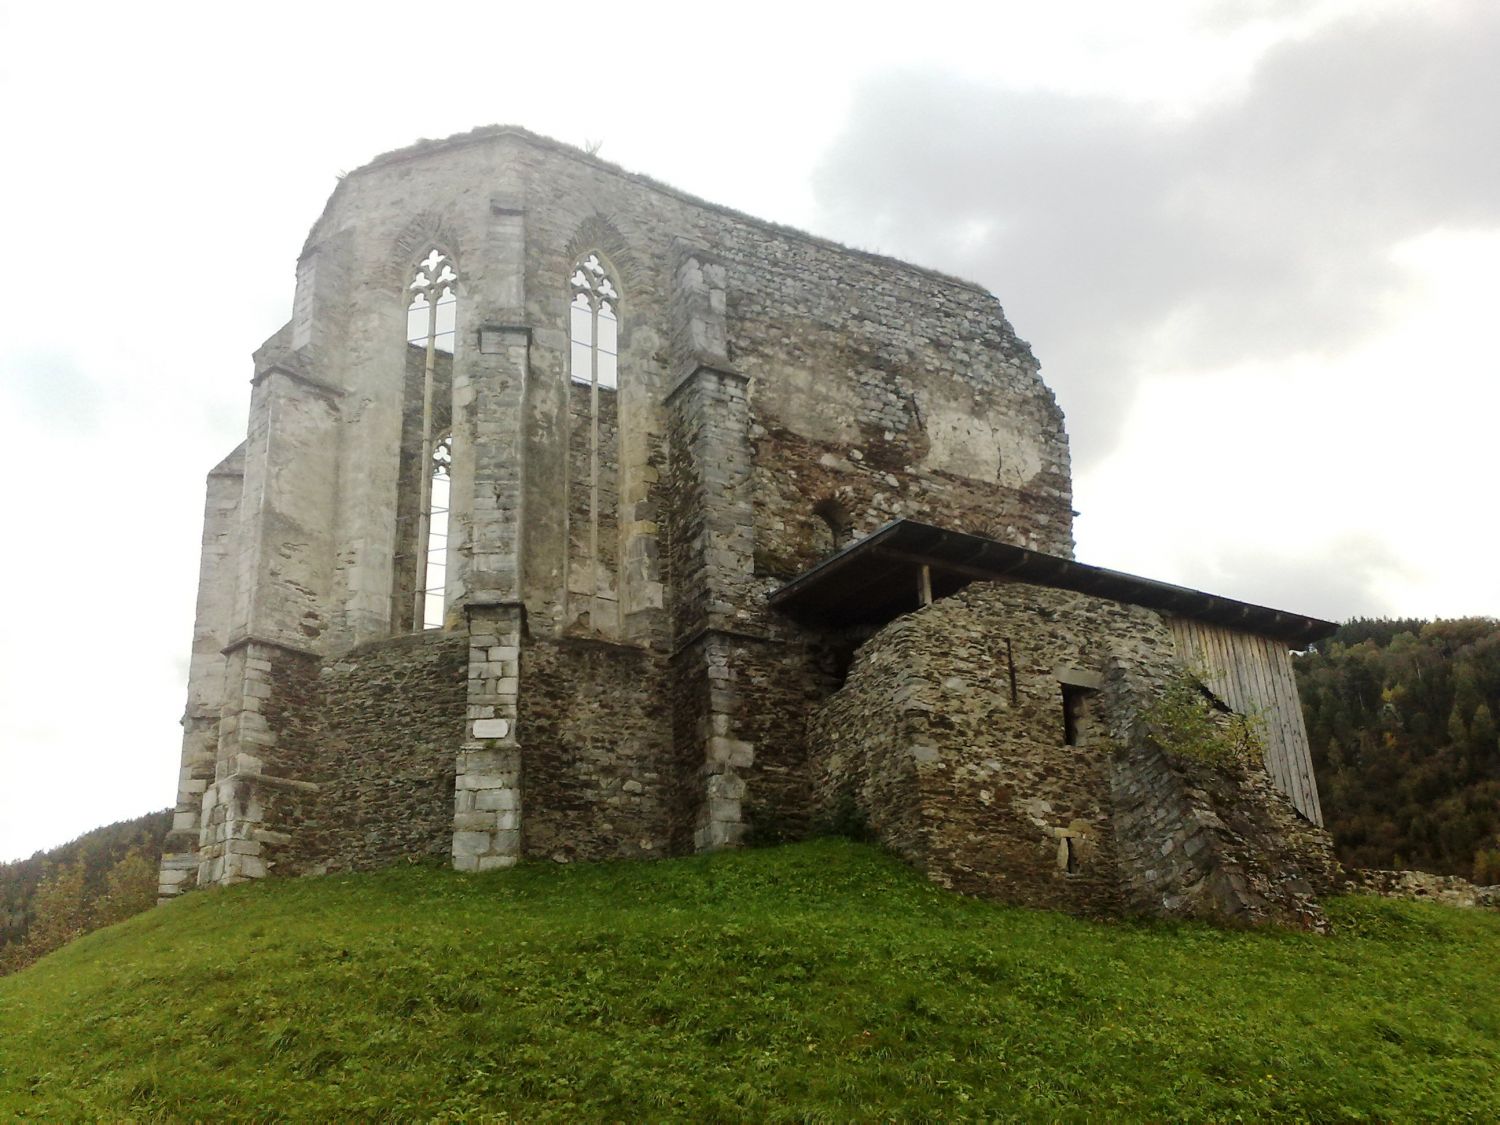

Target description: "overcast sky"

left=1, top=0, right=1495, bottom=862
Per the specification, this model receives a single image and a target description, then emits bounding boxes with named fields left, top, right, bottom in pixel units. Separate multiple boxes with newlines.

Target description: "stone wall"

left=1110, top=740, right=1340, bottom=930
left=807, top=618, right=933, bottom=868
left=1349, top=868, right=1500, bottom=910
left=809, top=580, right=1341, bottom=926
left=287, top=631, right=466, bottom=873
left=519, top=637, right=671, bottom=862
left=194, top=631, right=465, bottom=883
left=717, top=635, right=841, bottom=845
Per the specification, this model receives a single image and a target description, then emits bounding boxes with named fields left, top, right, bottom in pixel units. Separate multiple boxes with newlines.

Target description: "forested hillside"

left=1297, top=618, right=1500, bottom=882
left=0, top=809, right=169, bottom=974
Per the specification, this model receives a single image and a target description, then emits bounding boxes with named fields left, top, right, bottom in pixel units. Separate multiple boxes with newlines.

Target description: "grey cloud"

left=810, top=2, right=1500, bottom=464
left=1176, top=533, right=1410, bottom=623
left=0, top=350, right=104, bottom=430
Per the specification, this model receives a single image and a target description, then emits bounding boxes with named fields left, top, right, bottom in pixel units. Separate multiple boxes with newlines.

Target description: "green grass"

left=2, top=840, right=1497, bottom=1122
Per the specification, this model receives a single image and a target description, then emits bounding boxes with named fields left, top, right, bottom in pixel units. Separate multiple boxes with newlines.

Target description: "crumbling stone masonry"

left=807, top=581, right=1339, bottom=928
left=160, top=126, right=1338, bottom=926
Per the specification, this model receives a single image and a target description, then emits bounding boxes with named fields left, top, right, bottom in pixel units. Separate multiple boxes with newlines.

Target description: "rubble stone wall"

left=281, top=631, right=466, bottom=874
left=807, top=619, right=932, bottom=868
left=1110, top=740, right=1340, bottom=930
left=519, top=637, right=672, bottom=862
left=809, top=581, right=1341, bottom=925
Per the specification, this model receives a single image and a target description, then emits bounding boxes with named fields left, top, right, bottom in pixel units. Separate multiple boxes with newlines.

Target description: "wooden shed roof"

left=768, top=519, right=1337, bottom=648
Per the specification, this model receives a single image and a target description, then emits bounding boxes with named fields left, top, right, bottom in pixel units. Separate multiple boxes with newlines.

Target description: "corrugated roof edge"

left=770, top=519, right=1338, bottom=648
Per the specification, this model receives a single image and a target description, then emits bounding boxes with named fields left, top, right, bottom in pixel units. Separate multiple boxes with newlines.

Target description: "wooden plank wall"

left=1167, top=617, right=1324, bottom=826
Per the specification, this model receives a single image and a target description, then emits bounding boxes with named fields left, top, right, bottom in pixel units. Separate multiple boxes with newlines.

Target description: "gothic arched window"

left=564, top=251, right=623, bottom=636
left=406, top=249, right=457, bottom=630
left=569, top=253, right=619, bottom=390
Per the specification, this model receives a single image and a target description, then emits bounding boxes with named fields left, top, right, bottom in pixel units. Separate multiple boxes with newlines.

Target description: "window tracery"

left=569, top=252, right=619, bottom=390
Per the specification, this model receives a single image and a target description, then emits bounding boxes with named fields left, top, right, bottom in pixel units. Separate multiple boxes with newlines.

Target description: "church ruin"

left=160, top=126, right=1340, bottom=926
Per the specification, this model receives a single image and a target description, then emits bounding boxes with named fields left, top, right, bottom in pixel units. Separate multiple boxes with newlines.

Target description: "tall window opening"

left=423, top=434, right=452, bottom=629
left=565, top=252, right=622, bottom=636
left=569, top=253, right=618, bottom=390
left=406, top=249, right=457, bottom=630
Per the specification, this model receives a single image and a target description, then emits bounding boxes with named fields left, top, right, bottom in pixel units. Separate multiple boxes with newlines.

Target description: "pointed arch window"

left=406, top=249, right=457, bottom=630
left=569, top=253, right=619, bottom=390
left=564, top=251, right=623, bottom=636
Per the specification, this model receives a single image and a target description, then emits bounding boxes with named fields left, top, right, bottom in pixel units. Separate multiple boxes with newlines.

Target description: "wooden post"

left=918, top=563, right=933, bottom=607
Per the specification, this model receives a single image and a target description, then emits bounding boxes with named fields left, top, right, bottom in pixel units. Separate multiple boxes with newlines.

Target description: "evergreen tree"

left=1298, top=617, right=1500, bottom=877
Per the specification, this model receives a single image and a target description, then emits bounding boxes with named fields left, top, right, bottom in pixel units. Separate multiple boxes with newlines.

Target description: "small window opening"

left=1063, top=836, right=1079, bottom=874
left=1062, top=684, right=1096, bottom=747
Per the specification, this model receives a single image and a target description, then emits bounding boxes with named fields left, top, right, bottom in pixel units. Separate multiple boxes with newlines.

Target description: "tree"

left=1297, top=617, right=1500, bottom=877
left=19, top=860, right=90, bottom=964
left=96, top=846, right=159, bottom=927
left=1469, top=703, right=1496, bottom=755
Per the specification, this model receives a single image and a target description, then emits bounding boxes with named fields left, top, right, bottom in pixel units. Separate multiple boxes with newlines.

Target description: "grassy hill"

left=1, top=841, right=1497, bottom=1122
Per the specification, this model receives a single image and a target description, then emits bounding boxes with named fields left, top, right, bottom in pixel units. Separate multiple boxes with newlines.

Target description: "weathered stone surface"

left=160, top=126, right=1334, bottom=929
left=809, top=582, right=1340, bottom=928
left=1350, top=868, right=1500, bottom=910
left=519, top=637, right=671, bottom=862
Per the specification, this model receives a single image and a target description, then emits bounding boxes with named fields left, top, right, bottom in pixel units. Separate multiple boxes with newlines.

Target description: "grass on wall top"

left=1, top=839, right=1497, bottom=1122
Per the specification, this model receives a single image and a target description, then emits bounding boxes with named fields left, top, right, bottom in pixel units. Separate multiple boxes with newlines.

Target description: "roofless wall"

left=159, top=128, right=1331, bottom=929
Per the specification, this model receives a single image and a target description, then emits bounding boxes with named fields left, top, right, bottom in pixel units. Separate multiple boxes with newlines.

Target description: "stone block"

left=707, top=736, right=754, bottom=767
left=452, top=830, right=493, bottom=857
left=707, top=772, right=746, bottom=800
left=234, top=855, right=268, bottom=880
left=475, top=788, right=518, bottom=812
